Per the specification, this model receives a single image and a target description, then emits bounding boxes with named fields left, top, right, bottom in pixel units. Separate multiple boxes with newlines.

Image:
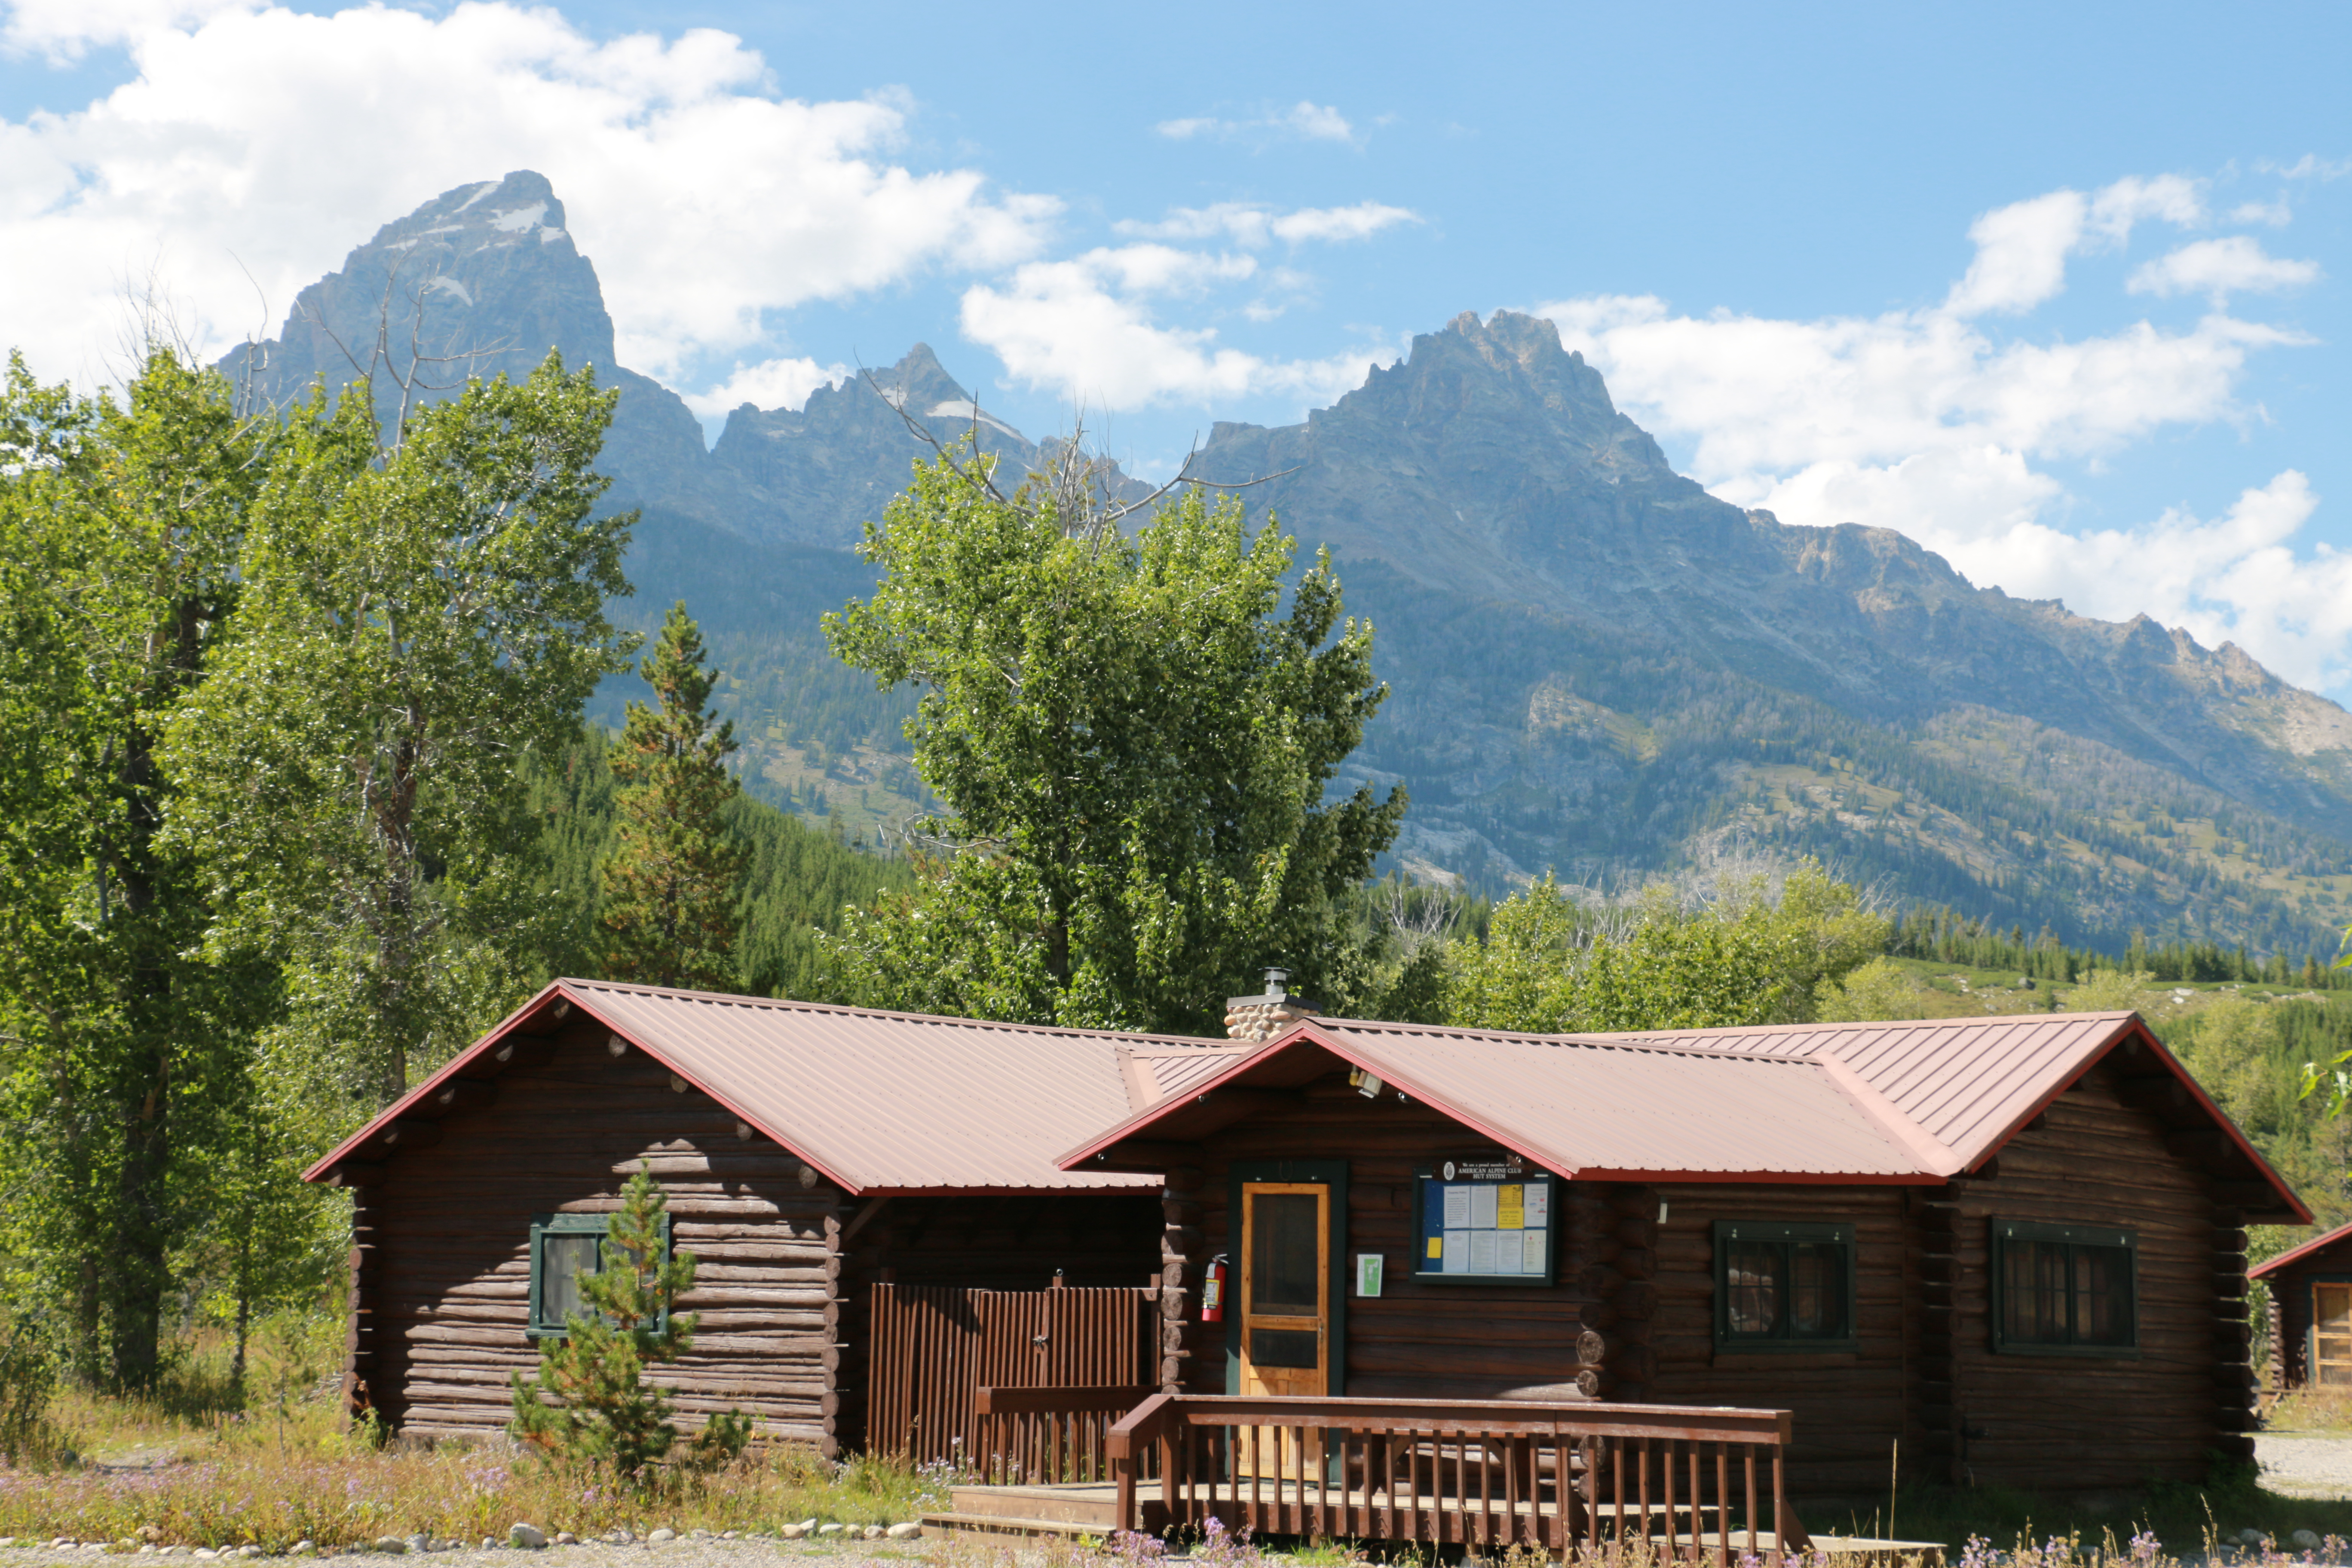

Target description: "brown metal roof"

left=1065, top=1020, right=1929, bottom=1184
left=305, top=979, right=1224, bottom=1196
left=1586, top=1014, right=2139, bottom=1173
left=1060, top=1011, right=2310, bottom=1218
left=2250, top=1217, right=2352, bottom=1279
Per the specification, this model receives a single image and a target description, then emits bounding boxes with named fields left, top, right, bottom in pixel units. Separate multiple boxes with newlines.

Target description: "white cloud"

left=1115, top=200, right=1418, bottom=248
left=0, top=1, right=1057, bottom=388
left=1959, top=473, right=2352, bottom=692
left=1942, top=175, right=2205, bottom=317
left=680, top=355, right=849, bottom=420
left=1942, top=190, right=2089, bottom=317
left=1, top=0, right=242, bottom=61
left=1154, top=101, right=1360, bottom=147
left=2127, top=236, right=2321, bottom=304
left=1538, top=172, right=2348, bottom=694
left=2264, top=154, right=2352, bottom=181
left=2230, top=197, right=2294, bottom=226
left=1282, top=102, right=1354, bottom=142
left=961, top=243, right=1385, bottom=409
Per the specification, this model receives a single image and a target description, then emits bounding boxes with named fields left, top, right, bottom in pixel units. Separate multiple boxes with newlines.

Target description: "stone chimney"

left=1224, top=967, right=1317, bottom=1042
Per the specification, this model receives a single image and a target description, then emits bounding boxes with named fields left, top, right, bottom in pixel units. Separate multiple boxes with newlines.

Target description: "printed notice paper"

left=1469, top=1184, right=1499, bottom=1229
left=1521, top=1232, right=1546, bottom=1274
left=1497, top=1184, right=1525, bottom=1230
left=1523, top=1183, right=1549, bottom=1228
left=1442, top=1185, right=1472, bottom=1229
left=1468, top=1229, right=1499, bottom=1274
left=1443, top=1230, right=1469, bottom=1272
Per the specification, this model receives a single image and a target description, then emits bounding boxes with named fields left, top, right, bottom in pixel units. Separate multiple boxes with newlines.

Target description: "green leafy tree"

left=820, top=452, right=1404, bottom=1034
left=1442, top=862, right=1888, bottom=1034
left=0, top=348, right=293, bottom=1388
left=509, top=1166, right=751, bottom=1482
left=600, top=603, right=747, bottom=991
left=164, top=355, right=636, bottom=1110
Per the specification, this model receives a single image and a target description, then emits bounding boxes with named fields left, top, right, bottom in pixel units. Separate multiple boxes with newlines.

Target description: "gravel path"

left=2261, top=1433, right=2352, bottom=1501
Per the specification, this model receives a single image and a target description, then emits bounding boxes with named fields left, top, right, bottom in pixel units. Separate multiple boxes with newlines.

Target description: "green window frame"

left=527, top=1211, right=672, bottom=1338
left=1712, top=1220, right=1859, bottom=1352
left=1990, top=1220, right=2138, bottom=1358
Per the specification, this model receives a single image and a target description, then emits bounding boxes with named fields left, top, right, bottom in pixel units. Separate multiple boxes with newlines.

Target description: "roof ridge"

left=555, top=977, right=1219, bottom=1049
left=1597, top=1011, right=2138, bottom=1043
left=1308, top=1016, right=1841, bottom=1063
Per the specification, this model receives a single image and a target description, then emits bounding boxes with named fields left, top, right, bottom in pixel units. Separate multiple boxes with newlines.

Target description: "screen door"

left=1237, top=1182, right=1329, bottom=1478
left=2317, top=1283, right=2352, bottom=1387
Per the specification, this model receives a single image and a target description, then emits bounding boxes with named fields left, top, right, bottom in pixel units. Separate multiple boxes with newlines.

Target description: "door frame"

left=1224, top=1159, right=1349, bottom=1396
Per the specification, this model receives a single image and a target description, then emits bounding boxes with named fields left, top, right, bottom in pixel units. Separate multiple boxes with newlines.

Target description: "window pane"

left=1250, top=1193, right=1322, bottom=1316
left=543, top=1234, right=600, bottom=1326
left=2073, top=1244, right=2132, bottom=1346
left=1789, top=1243, right=1846, bottom=1338
left=2004, top=1239, right=2068, bottom=1344
left=1725, top=1241, right=1782, bottom=1337
left=1249, top=1327, right=1321, bottom=1369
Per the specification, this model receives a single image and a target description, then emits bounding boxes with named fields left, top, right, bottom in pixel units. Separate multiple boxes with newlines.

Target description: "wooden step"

left=920, top=1511, right=1109, bottom=1539
left=944, top=1485, right=1120, bottom=1527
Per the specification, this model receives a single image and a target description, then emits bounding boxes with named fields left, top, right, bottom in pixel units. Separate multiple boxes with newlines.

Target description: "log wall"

left=355, top=1024, right=848, bottom=1452
left=1926, top=1056, right=2248, bottom=1489
left=2274, top=1269, right=2312, bottom=1391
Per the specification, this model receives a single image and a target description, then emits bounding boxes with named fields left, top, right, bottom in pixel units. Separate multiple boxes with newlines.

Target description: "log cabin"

left=2249, top=1219, right=2352, bottom=1396
left=1066, top=1000, right=2306, bottom=1498
left=311, top=977, right=2304, bottom=1501
left=302, top=978, right=1244, bottom=1453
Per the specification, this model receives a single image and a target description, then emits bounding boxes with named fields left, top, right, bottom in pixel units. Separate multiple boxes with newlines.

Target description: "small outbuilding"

left=2251, top=1219, right=2352, bottom=1396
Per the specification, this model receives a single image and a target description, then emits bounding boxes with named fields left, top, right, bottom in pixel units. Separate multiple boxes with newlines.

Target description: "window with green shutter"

left=527, top=1211, right=672, bottom=1338
left=1991, top=1220, right=2137, bottom=1357
left=1712, top=1220, right=1858, bottom=1352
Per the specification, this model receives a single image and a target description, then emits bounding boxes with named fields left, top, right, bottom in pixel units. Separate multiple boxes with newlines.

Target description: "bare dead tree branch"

left=854, top=363, right=1298, bottom=541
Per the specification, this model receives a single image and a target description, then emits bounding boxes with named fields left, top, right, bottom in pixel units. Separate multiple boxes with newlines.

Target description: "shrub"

left=0, top=1315, right=72, bottom=1468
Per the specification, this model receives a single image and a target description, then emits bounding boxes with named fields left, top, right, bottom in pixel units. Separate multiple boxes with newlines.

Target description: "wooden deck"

left=925, top=1481, right=1946, bottom=1562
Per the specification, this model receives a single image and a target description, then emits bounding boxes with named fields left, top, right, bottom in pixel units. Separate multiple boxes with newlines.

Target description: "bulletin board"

left=1412, top=1153, right=1559, bottom=1286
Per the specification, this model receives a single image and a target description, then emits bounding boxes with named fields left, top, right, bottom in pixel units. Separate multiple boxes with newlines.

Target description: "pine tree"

left=509, top=1166, right=750, bottom=1482
left=600, top=603, right=747, bottom=990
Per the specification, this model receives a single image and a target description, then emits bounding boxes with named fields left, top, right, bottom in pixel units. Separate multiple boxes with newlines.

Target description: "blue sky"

left=6, top=0, right=2350, bottom=694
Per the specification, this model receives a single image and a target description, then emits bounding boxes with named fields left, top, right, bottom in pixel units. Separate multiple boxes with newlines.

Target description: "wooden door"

left=2315, top=1284, right=2352, bottom=1387
left=1237, top=1182, right=1329, bottom=1478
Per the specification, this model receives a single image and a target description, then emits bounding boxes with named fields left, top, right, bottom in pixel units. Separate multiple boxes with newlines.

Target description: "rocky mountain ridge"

left=216, top=173, right=2352, bottom=957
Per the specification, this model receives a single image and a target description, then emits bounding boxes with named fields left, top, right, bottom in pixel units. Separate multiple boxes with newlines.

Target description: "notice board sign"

left=1412, top=1153, right=1559, bottom=1286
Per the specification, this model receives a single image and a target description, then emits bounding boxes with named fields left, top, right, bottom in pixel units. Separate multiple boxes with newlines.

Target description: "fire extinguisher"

left=1201, top=1254, right=1229, bottom=1323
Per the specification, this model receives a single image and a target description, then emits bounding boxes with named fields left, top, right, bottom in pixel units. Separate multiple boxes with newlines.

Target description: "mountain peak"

left=371, top=169, right=570, bottom=258
left=223, top=170, right=612, bottom=400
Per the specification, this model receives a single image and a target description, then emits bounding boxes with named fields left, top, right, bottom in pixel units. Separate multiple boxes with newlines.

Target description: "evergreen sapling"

left=509, top=1166, right=751, bottom=1482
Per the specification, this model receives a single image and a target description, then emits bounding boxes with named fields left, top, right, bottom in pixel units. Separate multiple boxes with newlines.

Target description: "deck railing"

left=1106, top=1394, right=1813, bottom=1560
left=974, top=1385, right=1158, bottom=1485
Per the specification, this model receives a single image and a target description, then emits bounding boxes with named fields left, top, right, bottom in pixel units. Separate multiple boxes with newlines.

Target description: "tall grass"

left=0, top=1444, right=953, bottom=1550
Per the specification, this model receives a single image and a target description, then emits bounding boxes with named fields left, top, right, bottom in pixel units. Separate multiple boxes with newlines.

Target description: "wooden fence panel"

left=866, top=1283, right=1157, bottom=1468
